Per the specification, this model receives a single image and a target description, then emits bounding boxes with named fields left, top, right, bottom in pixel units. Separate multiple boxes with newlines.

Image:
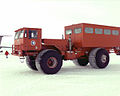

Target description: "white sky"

left=0, top=0, right=120, bottom=45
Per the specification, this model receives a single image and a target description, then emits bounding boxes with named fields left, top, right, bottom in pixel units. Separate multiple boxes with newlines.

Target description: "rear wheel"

left=26, top=56, right=38, bottom=71
left=35, top=49, right=63, bottom=74
left=89, top=48, right=109, bottom=69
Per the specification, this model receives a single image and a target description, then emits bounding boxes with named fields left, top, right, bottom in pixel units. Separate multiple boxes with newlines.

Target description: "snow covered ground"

left=0, top=51, right=120, bottom=96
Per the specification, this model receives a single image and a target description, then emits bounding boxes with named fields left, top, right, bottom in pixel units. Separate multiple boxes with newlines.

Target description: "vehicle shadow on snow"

left=59, top=63, right=120, bottom=75
left=18, top=63, right=120, bottom=76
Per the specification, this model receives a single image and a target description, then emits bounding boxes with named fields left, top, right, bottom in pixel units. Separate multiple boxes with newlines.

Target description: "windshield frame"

left=14, top=31, right=20, bottom=40
left=19, top=30, right=24, bottom=39
left=14, top=29, right=25, bottom=40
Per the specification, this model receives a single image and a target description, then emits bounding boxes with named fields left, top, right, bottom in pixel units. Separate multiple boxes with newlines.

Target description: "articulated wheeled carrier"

left=12, top=23, right=120, bottom=74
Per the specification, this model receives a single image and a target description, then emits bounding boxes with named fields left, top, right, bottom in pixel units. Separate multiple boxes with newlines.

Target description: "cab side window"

left=29, top=30, right=37, bottom=39
left=24, top=30, right=27, bottom=38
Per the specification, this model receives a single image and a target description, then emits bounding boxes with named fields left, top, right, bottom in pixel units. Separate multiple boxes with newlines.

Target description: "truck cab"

left=12, top=28, right=42, bottom=56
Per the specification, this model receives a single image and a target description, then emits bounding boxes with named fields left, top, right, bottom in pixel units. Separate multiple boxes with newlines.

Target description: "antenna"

left=0, top=36, right=3, bottom=45
left=68, top=33, right=72, bottom=52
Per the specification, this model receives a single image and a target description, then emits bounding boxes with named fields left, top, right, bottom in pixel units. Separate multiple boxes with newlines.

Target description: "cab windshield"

left=14, top=30, right=24, bottom=40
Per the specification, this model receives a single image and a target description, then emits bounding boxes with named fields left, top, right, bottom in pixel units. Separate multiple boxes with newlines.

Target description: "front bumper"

left=12, top=45, right=39, bottom=56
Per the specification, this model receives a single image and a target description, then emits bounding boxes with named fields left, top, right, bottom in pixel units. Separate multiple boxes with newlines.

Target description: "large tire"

left=73, top=56, right=88, bottom=66
left=35, top=49, right=63, bottom=74
left=89, top=48, right=109, bottom=69
left=26, top=56, right=38, bottom=71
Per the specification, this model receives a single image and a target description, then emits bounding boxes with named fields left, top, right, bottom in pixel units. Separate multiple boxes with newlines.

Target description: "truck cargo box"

left=65, top=23, right=120, bottom=48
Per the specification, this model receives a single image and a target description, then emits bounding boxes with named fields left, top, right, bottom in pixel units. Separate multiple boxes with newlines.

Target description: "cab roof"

left=15, top=27, right=42, bottom=32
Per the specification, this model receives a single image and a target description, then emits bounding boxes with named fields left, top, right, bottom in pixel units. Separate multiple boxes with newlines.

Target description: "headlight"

left=18, top=51, right=21, bottom=55
left=18, top=51, right=22, bottom=55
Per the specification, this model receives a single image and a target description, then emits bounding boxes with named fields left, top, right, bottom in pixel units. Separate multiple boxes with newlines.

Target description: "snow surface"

left=0, top=51, right=120, bottom=96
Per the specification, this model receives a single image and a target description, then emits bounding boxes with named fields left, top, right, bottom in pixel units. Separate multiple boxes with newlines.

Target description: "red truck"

left=12, top=23, right=120, bottom=74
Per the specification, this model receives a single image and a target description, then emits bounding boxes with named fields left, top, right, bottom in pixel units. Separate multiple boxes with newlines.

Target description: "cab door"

left=24, top=28, right=41, bottom=51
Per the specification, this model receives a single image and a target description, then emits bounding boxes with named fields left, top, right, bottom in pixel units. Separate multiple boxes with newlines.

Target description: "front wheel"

left=35, top=49, right=63, bottom=74
left=26, top=56, right=38, bottom=71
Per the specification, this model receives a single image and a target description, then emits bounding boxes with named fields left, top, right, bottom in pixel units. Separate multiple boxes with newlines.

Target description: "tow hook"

left=20, top=57, right=25, bottom=63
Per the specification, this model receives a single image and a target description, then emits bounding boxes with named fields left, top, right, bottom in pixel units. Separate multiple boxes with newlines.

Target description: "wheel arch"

left=42, top=45, right=62, bottom=55
left=88, top=47, right=109, bottom=56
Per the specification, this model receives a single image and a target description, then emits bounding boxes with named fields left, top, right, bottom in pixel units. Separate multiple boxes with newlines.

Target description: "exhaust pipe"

left=68, top=34, right=72, bottom=52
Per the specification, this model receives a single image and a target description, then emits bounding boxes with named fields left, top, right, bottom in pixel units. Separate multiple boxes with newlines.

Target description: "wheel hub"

left=101, top=54, right=107, bottom=63
left=47, top=57, right=58, bottom=68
